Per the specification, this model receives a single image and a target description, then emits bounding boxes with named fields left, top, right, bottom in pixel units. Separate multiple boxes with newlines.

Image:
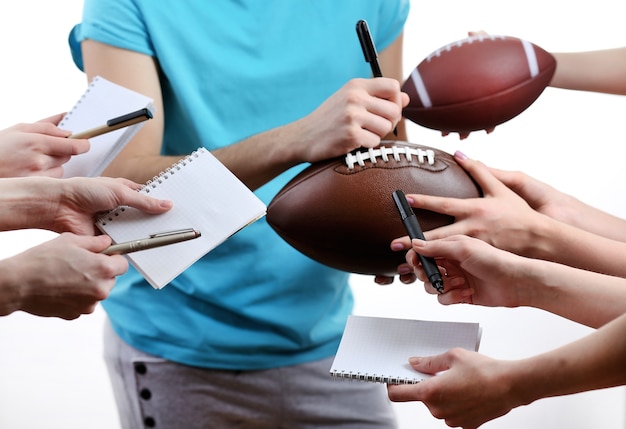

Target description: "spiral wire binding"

left=330, top=369, right=422, bottom=385
left=143, top=148, right=202, bottom=193
left=58, top=76, right=100, bottom=129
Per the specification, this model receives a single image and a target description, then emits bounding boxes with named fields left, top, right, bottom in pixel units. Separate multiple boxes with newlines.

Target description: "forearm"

left=215, top=107, right=406, bottom=191
left=531, top=215, right=626, bottom=277
left=512, top=312, right=626, bottom=406
left=522, top=256, right=626, bottom=327
left=570, top=207, right=626, bottom=242
left=213, top=123, right=301, bottom=191
left=105, top=131, right=295, bottom=191
left=103, top=152, right=185, bottom=184
left=551, top=193, right=626, bottom=242
left=551, top=48, right=626, bottom=95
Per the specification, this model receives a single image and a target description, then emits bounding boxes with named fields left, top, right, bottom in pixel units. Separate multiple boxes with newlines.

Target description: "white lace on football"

left=426, top=34, right=507, bottom=61
left=344, top=146, right=435, bottom=170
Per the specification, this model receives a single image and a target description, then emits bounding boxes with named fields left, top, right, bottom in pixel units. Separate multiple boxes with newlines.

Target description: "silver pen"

left=102, top=228, right=201, bottom=255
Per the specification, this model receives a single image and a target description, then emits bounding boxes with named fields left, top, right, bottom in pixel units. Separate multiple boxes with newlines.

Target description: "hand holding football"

left=266, top=141, right=482, bottom=277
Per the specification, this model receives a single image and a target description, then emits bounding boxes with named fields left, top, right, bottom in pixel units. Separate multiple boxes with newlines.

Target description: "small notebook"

left=96, top=147, right=267, bottom=289
left=59, top=76, right=154, bottom=178
left=330, top=315, right=482, bottom=384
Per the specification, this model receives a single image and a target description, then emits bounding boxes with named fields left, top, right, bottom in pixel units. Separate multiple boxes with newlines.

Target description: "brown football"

left=402, top=34, right=556, bottom=139
left=266, top=141, right=482, bottom=276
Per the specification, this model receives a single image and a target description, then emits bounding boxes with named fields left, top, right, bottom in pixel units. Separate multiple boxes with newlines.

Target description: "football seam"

left=344, top=145, right=436, bottom=169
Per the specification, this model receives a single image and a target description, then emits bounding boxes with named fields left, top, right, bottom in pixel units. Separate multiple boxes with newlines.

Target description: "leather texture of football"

left=402, top=34, right=556, bottom=139
left=266, top=141, right=482, bottom=276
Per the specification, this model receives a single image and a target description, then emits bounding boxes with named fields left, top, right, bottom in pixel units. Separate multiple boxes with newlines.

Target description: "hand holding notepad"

left=330, top=315, right=482, bottom=384
left=96, top=147, right=266, bottom=289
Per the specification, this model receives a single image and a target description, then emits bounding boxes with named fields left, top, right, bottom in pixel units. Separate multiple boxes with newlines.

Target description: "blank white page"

left=330, top=315, right=481, bottom=384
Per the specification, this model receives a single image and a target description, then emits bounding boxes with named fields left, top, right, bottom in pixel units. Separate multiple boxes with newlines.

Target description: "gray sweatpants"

left=103, top=319, right=397, bottom=429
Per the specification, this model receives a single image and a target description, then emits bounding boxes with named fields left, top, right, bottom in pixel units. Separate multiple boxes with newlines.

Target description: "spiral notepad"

left=330, top=315, right=481, bottom=384
left=60, top=76, right=154, bottom=178
left=96, top=147, right=266, bottom=289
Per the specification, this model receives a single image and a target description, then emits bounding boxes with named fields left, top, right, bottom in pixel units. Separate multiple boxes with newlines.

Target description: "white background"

left=0, top=1, right=624, bottom=428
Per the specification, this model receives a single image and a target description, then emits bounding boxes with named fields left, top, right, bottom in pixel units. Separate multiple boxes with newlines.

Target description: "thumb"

left=409, top=353, right=451, bottom=375
left=81, top=234, right=113, bottom=253
left=401, top=91, right=410, bottom=107
left=37, top=112, right=67, bottom=125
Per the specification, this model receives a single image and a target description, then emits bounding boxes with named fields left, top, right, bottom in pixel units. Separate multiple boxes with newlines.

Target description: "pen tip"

left=433, top=280, right=444, bottom=295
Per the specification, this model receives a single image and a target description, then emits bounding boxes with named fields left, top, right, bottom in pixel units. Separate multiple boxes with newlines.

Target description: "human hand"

left=389, top=151, right=551, bottom=258
left=407, top=235, right=528, bottom=307
left=288, top=78, right=409, bottom=163
left=0, top=233, right=127, bottom=319
left=45, top=176, right=173, bottom=235
left=0, top=113, right=90, bottom=178
left=489, top=166, right=584, bottom=228
left=387, top=348, right=522, bottom=429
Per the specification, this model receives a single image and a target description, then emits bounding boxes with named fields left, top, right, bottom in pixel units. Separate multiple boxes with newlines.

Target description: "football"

left=266, top=141, right=482, bottom=276
left=402, top=34, right=556, bottom=139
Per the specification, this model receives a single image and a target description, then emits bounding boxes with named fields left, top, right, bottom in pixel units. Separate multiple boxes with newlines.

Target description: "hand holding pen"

left=392, top=190, right=444, bottom=294
left=356, top=19, right=398, bottom=136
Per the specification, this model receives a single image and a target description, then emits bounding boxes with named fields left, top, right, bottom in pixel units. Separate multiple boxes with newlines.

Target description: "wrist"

left=523, top=214, right=562, bottom=260
left=276, top=118, right=317, bottom=165
left=511, top=256, right=550, bottom=308
left=277, top=123, right=304, bottom=166
left=506, top=358, right=545, bottom=408
left=0, top=177, right=56, bottom=231
left=0, top=256, right=25, bottom=316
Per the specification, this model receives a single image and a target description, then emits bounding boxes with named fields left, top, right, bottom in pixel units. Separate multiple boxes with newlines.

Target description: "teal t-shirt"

left=70, top=0, right=410, bottom=369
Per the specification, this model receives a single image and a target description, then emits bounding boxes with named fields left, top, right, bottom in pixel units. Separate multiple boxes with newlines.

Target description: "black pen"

left=392, top=190, right=444, bottom=294
left=68, top=107, right=153, bottom=140
left=356, top=19, right=398, bottom=136
left=102, top=228, right=201, bottom=255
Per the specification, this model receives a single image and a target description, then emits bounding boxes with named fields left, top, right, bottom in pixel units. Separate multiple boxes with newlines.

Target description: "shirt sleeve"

left=373, top=0, right=411, bottom=51
left=68, top=0, right=154, bottom=71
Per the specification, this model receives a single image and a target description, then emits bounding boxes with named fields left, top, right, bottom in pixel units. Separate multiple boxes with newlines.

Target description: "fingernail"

left=397, top=265, right=412, bottom=275
left=460, top=287, right=474, bottom=297
left=408, top=357, right=421, bottom=365
left=391, top=242, right=405, bottom=251
left=411, top=238, right=425, bottom=247
left=454, top=150, right=468, bottom=160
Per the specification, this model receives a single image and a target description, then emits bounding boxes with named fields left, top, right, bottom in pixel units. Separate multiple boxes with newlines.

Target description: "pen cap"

left=356, top=19, right=379, bottom=62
